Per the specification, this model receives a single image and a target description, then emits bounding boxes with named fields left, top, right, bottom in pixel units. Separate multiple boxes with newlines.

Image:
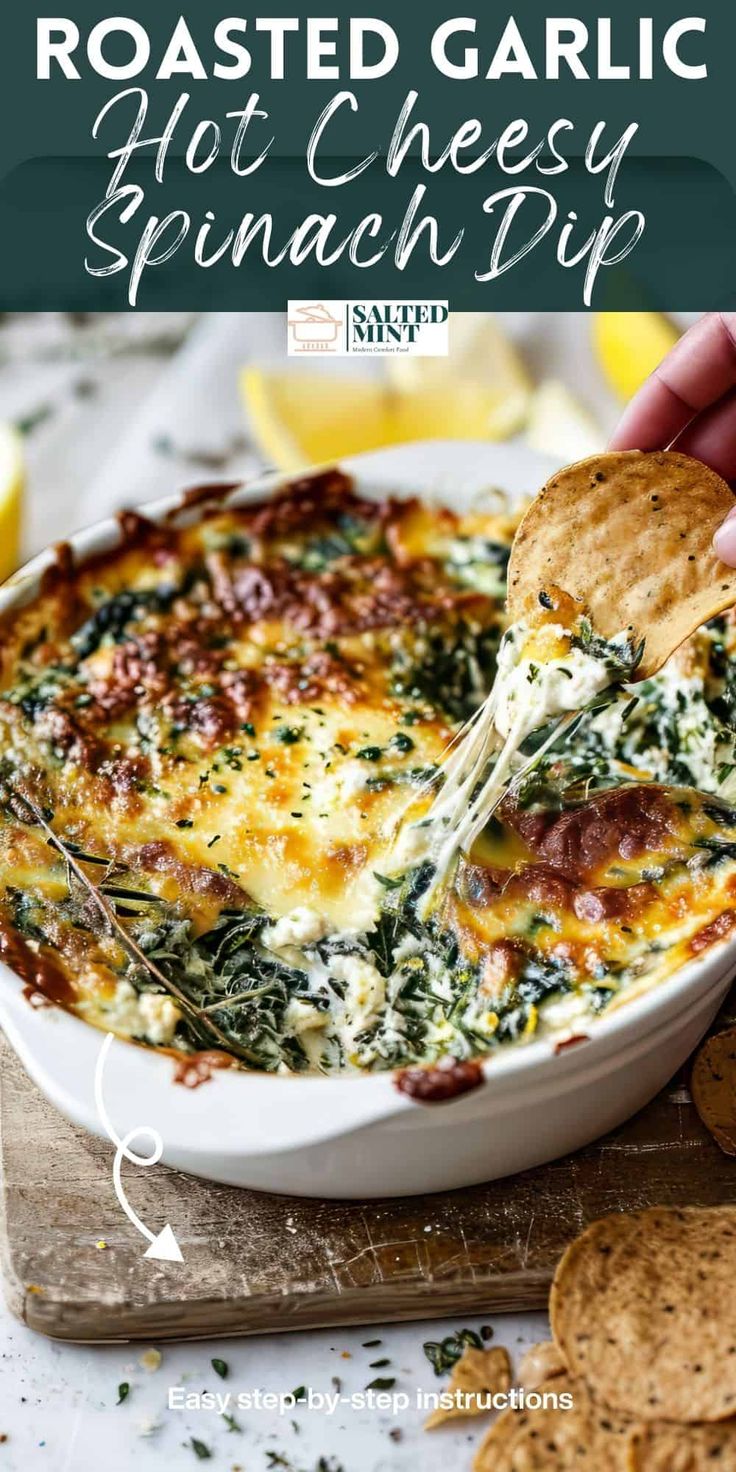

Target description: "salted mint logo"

left=287, top=301, right=449, bottom=356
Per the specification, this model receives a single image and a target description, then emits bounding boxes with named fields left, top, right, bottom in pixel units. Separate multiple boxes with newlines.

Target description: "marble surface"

left=0, top=309, right=671, bottom=1468
left=0, top=1301, right=548, bottom=1470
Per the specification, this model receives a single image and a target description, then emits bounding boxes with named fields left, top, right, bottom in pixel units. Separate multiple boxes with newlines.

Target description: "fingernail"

left=713, top=518, right=736, bottom=565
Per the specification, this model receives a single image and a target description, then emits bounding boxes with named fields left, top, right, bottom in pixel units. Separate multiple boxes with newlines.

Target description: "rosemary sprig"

left=14, top=791, right=259, bottom=1065
left=63, top=843, right=116, bottom=867
left=98, top=883, right=165, bottom=904
left=200, top=984, right=273, bottom=1013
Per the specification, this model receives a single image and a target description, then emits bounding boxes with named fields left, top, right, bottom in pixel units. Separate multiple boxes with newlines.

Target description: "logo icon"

left=287, top=302, right=343, bottom=354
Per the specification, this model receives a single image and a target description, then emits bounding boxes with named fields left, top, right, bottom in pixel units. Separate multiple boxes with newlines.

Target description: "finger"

left=673, top=384, right=736, bottom=483
left=608, top=312, right=736, bottom=451
left=713, top=511, right=736, bottom=566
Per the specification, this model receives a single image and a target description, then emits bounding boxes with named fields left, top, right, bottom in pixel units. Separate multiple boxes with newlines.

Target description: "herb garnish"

left=423, top=1327, right=487, bottom=1375
left=189, top=1437, right=212, bottom=1459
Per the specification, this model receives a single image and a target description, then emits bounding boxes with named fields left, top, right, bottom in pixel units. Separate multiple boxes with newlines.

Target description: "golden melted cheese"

left=0, top=473, right=497, bottom=931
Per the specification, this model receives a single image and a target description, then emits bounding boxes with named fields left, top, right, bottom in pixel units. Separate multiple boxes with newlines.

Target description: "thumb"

left=713, top=504, right=736, bottom=566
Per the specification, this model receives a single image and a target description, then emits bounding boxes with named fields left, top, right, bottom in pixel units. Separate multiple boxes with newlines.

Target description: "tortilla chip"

left=424, top=1344, right=511, bottom=1428
left=473, top=1373, right=631, bottom=1470
left=550, top=1207, right=736, bottom=1422
left=627, top=1421, right=736, bottom=1471
left=517, top=1340, right=567, bottom=1390
left=507, top=451, right=736, bottom=678
left=692, top=1027, right=736, bottom=1156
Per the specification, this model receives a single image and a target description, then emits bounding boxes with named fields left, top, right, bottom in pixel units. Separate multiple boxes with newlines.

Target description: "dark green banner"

left=1, top=1, right=734, bottom=309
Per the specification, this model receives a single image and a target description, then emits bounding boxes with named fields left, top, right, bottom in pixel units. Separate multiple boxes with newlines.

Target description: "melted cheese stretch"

left=0, top=471, right=735, bottom=1074
left=396, top=618, right=635, bottom=892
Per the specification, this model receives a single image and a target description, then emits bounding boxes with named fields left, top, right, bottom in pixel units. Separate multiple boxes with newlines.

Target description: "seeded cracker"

left=517, top=1340, right=566, bottom=1391
left=424, top=1345, right=511, bottom=1428
left=692, top=1027, right=736, bottom=1156
left=472, top=1373, right=632, bottom=1471
left=627, top=1421, right=736, bottom=1471
left=507, top=450, right=736, bottom=678
left=550, top=1207, right=736, bottom=1422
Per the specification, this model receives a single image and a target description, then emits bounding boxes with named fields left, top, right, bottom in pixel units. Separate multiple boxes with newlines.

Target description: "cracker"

left=424, top=1344, right=511, bottom=1428
left=627, top=1421, right=736, bottom=1471
left=517, top=1340, right=567, bottom=1391
left=473, top=1373, right=631, bottom=1470
left=692, top=1027, right=736, bottom=1156
left=507, top=451, right=736, bottom=678
left=550, top=1207, right=736, bottom=1422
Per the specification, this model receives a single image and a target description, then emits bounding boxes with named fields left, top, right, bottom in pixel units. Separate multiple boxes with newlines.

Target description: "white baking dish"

left=0, top=440, right=733, bottom=1199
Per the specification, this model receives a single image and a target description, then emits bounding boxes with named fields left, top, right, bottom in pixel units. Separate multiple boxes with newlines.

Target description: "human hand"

left=608, top=312, right=736, bottom=565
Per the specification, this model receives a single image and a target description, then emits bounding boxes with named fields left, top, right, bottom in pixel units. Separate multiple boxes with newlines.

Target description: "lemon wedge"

left=526, top=380, right=603, bottom=464
left=385, top=313, right=532, bottom=439
left=593, top=312, right=680, bottom=402
left=242, top=315, right=532, bottom=470
left=0, top=424, right=24, bottom=582
left=241, top=370, right=412, bottom=469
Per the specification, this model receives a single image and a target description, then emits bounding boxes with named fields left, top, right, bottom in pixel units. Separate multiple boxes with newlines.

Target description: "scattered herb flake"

left=390, top=732, right=414, bottom=753
left=423, top=1327, right=485, bottom=1375
left=373, top=872, right=402, bottom=889
left=189, top=1437, right=212, bottom=1460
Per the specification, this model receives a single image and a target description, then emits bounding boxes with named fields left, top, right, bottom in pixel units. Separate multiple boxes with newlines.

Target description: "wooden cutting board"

left=1, top=1000, right=735, bottom=1345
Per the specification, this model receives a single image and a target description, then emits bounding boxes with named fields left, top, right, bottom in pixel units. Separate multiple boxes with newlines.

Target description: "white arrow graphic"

left=94, top=1033, right=183, bottom=1262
